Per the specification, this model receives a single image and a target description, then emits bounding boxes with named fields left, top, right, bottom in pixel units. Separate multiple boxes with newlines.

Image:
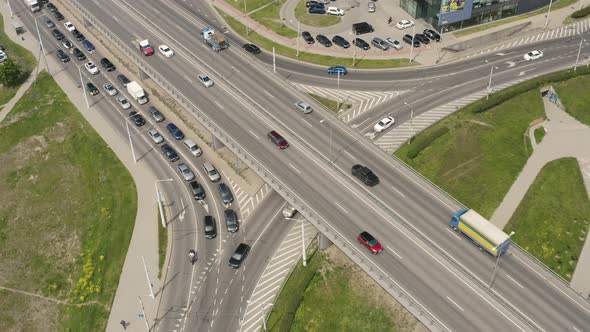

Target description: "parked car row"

left=305, top=1, right=345, bottom=16
left=302, top=30, right=439, bottom=52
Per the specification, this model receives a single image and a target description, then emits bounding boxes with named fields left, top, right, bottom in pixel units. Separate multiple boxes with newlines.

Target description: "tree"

left=0, top=58, right=22, bottom=86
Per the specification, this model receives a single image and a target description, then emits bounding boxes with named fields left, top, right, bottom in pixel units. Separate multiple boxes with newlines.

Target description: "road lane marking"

left=506, top=274, right=524, bottom=289
left=183, top=75, right=193, bottom=83
left=446, top=228, right=462, bottom=240
left=343, top=150, right=355, bottom=160
left=301, top=118, right=313, bottom=127
left=232, top=65, right=241, bottom=73
left=386, top=246, right=402, bottom=259
left=289, top=163, right=301, bottom=174
left=214, top=101, right=224, bottom=110
left=249, top=130, right=259, bottom=139
left=334, top=202, right=348, bottom=213
left=446, top=296, right=464, bottom=311
left=263, top=89, right=273, bottom=98
left=390, top=185, right=406, bottom=197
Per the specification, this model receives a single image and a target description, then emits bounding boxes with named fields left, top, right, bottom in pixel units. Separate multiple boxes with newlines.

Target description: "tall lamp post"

left=575, top=37, right=585, bottom=71
left=544, top=0, right=554, bottom=30
left=485, top=60, right=499, bottom=99
left=245, top=300, right=274, bottom=331
left=155, top=179, right=174, bottom=228
left=77, top=65, right=90, bottom=109
left=286, top=217, right=308, bottom=267
left=436, top=22, right=448, bottom=64
left=489, top=231, right=515, bottom=288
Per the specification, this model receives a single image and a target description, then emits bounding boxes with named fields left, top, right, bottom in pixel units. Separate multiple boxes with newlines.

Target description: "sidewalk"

left=489, top=90, right=590, bottom=296
left=0, top=4, right=161, bottom=332
left=211, top=0, right=584, bottom=65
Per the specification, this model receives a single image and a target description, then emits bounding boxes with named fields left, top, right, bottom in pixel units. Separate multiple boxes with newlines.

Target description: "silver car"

left=385, top=38, right=403, bottom=50
left=177, top=163, right=195, bottom=182
left=103, top=83, right=118, bottom=96
left=202, top=162, right=221, bottom=182
left=148, top=129, right=164, bottom=144
left=294, top=101, right=313, bottom=114
left=116, top=95, right=131, bottom=110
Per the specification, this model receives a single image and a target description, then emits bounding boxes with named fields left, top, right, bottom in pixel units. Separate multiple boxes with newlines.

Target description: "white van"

left=326, top=7, right=344, bottom=16
left=183, top=139, right=202, bottom=157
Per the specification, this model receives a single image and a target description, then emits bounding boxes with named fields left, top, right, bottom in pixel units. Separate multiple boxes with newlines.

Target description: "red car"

left=267, top=130, right=289, bottom=149
left=358, top=231, right=383, bottom=254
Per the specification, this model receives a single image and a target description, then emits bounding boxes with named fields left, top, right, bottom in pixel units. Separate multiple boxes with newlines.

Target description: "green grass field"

left=553, top=74, right=590, bottom=126
left=267, top=245, right=415, bottom=332
left=395, top=89, right=545, bottom=218
left=295, top=0, right=341, bottom=27
left=158, top=210, right=168, bottom=278
left=505, top=158, right=590, bottom=280
left=0, top=14, right=37, bottom=108
left=0, top=72, right=137, bottom=330
left=217, top=10, right=415, bottom=68
left=534, top=126, right=546, bottom=144
left=308, top=93, right=351, bottom=112
left=225, top=0, right=298, bottom=38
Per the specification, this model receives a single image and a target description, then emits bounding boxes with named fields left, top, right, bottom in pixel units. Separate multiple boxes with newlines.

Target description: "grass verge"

left=534, top=126, right=546, bottom=144
left=295, top=0, right=341, bottom=27
left=505, top=158, right=590, bottom=280
left=0, top=14, right=37, bottom=108
left=395, top=89, right=544, bottom=218
left=553, top=74, right=590, bottom=126
left=454, top=0, right=578, bottom=37
left=217, top=10, right=416, bottom=68
left=267, top=244, right=416, bottom=331
left=224, top=0, right=297, bottom=38
left=308, top=93, right=351, bottom=112
left=158, top=210, right=168, bottom=278
left=0, top=71, right=137, bottom=331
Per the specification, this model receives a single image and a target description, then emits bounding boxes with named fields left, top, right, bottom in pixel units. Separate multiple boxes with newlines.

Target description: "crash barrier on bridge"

left=65, top=0, right=588, bottom=329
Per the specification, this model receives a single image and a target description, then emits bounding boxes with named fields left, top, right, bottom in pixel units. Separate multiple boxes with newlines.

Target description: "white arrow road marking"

left=518, top=68, right=535, bottom=76
left=179, top=198, right=186, bottom=222
left=506, top=61, right=516, bottom=67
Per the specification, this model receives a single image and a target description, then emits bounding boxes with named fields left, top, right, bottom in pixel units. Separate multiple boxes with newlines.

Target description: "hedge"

left=407, top=126, right=449, bottom=159
left=571, top=6, right=590, bottom=19
left=467, top=66, right=590, bottom=114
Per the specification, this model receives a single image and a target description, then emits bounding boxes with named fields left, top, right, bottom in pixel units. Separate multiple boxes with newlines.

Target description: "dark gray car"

left=218, top=183, right=234, bottom=205
left=224, top=209, right=239, bottom=233
left=44, top=18, right=55, bottom=28
left=147, top=106, right=165, bottom=122
left=204, top=216, right=217, bottom=239
left=190, top=181, right=206, bottom=200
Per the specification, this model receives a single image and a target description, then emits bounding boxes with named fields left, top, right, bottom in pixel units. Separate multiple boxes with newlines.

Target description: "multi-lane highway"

left=16, top=0, right=590, bottom=330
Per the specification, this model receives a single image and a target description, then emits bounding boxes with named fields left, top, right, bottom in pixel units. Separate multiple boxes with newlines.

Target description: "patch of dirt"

left=468, top=119, right=495, bottom=128
left=323, top=246, right=418, bottom=332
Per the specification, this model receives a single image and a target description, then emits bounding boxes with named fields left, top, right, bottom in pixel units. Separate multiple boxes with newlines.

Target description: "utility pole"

left=489, top=231, right=515, bottom=288
left=273, top=47, right=276, bottom=73
left=486, top=65, right=495, bottom=99
left=138, top=296, right=150, bottom=331
left=575, top=37, right=584, bottom=71
left=78, top=66, right=90, bottom=109
left=544, top=0, right=554, bottom=30
left=141, top=256, right=155, bottom=299
left=155, top=179, right=173, bottom=228
left=410, top=24, right=416, bottom=63
left=125, top=121, right=137, bottom=163
left=301, top=220, right=307, bottom=267
left=244, top=0, right=249, bottom=35
left=296, top=21, right=300, bottom=57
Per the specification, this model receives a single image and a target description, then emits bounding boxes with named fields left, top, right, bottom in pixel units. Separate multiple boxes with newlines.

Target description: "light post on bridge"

left=489, top=231, right=515, bottom=288
left=286, top=217, right=308, bottom=267
left=245, top=300, right=274, bottom=331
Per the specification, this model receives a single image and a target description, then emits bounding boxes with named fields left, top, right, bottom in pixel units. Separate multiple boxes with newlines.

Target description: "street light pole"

left=489, top=231, right=515, bottom=288
left=126, top=121, right=137, bottom=163
left=34, top=17, right=46, bottom=57
left=575, top=37, right=584, bottom=71
left=296, top=21, right=300, bottom=57
left=410, top=24, right=415, bottom=63
left=486, top=65, right=495, bottom=99
left=273, top=47, right=276, bottom=73
left=7, top=0, right=13, bottom=18
left=141, top=256, right=155, bottom=299
left=244, top=0, right=249, bottom=35
left=301, top=219, right=307, bottom=267
left=155, top=179, right=174, bottom=228
left=78, top=66, right=90, bottom=109
left=336, top=71, right=341, bottom=110
left=580, top=0, right=585, bottom=10
left=544, top=0, right=554, bottom=30
left=246, top=301, right=274, bottom=331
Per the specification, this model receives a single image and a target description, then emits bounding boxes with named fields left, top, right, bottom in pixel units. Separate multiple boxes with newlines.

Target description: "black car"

left=161, top=144, right=179, bottom=162
left=72, top=47, right=86, bottom=60
left=117, top=74, right=131, bottom=87
left=56, top=49, right=69, bottom=63
left=402, top=34, right=420, bottom=47
left=414, top=33, right=430, bottom=45
left=128, top=111, right=146, bottom=127
left=302, top=31, right=314, bottom=44
left=61, top=39, right=73, bottom=49
left=305, top=1, right=324, bottom=8
left=332, top=35, right=350, bottom=48
left=354, top=38, right=370, bottom=50
left=100, top=57, right=116, bottom=71
left=71, top=29, right=85, bottom=41
left=224, top=209, right=239, bottom=233
left=229, top=243, right=250, bottom=269
left=190, top=181, right=206, bottom=200
left=86, top=82, right=99, bottom=96
left=308, top=6, right=326, bottom=14
left=51, top=28, right=64, bottom=40
left=53, top=11, right=64, bottom=21
left=46, top=3, right=57, bottom=12
left=242, top=43, right=261, bottom=54
left=351, top=164, right=379, bottom=186
left=40, top=0, right=49, bottom=4
left=203, top=216, right=217, bottom=239
left=316, top=34, right=332, bottom=47
left=423, top=29, right=441, bottom=42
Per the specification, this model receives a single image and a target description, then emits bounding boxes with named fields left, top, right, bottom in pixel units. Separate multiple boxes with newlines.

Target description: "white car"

left=158, top=45, right=174, bottom=57
left=368, top=1, right=376, bottom=13
left=396, top=20, right=415, bottom=30
left=0, top=51, right=7, bottom=63
left=116, top=95, right=131, bottom=110
left=197, top=74, right=213, bottom=87
left=84, top=61, right=99, bottom=75
left=148, top=129, right=164, bottom=144
left=103, top=83, right=118, bottom=96
left=373, top=116, right=395, bottom=132
left=64, top=21, right=76, bottom=32
left=326, top=7, right=344, bottom=16
left=177, top=163, right=195, bottom=182
left=524, top=50, right=543, bottom=61
left=385, top=38, right=403, bottom=50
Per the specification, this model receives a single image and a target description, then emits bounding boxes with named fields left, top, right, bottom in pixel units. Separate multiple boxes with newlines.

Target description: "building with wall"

left=400, top=0, right=552, bottom=30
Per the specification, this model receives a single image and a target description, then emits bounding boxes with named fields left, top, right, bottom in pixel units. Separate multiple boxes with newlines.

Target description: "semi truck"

left=450, top=209, right=512, bottom=257
left=23, top=0, right=40, bottom=12
left=138, top=39, right=154, bottom=56
left=200, top=27, right=228, bottom=52
left=126, top=81, right=148, bottom=105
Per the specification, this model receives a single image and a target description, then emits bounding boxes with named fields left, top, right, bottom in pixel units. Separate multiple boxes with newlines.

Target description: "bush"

left=407, top=126, right=449, bottom=159
left=571, top=6, right=590, bottom=18
left=470, top=66, right=590, bottom=114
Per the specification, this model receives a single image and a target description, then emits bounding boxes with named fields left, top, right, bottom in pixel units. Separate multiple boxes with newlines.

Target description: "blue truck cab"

left=82, top=39, right=95, bottom=53
left=451, top=209, right=511, bottom=257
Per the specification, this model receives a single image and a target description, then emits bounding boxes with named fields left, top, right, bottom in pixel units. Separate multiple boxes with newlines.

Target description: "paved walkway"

left=211, top=0, right=585, bottom=65
left=489, top=89, right=590, bottom=297
left=0, top=64, right=40, bottom=123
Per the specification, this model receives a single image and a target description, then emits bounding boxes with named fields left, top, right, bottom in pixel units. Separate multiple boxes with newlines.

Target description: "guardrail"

left=65, top=1, right=451, bottom=330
